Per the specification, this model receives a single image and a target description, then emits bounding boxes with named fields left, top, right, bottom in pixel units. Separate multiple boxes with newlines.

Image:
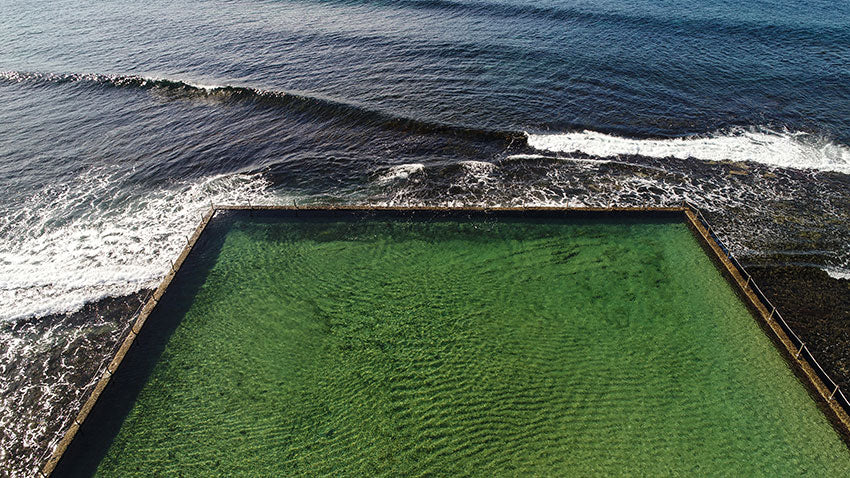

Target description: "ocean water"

left=0, top=0, right=849, bottom=475
left=57, top=217, right=850, bottom=476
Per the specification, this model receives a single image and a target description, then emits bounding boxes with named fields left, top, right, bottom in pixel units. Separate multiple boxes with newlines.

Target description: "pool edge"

left=39, top=205, right=850, bottom=476
left=683, top=207, right=850, bottom=444
left=39, top=206, right=217, bottom=477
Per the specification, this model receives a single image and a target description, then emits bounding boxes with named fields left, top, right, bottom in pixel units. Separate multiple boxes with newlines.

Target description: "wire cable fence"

left=684, top=200, right=850, bottom=418
left=38, top=203, right=848, bottom=475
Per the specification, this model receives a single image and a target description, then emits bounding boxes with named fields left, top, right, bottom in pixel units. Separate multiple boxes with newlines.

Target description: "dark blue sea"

left=1, top=0, right=849, bottom=475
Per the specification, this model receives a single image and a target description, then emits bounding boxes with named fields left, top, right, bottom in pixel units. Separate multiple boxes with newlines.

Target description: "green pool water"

left=94, top=216, right=850, bottom=476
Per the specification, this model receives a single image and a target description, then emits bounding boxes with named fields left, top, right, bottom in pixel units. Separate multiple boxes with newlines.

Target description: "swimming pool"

left=53, top=210, right=850, bottom=476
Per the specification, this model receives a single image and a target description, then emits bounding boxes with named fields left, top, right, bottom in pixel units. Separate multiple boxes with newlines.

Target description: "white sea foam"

left=459, top=160, right=497, bottom=176
left=183, top=81, right=228, bottom=91
left=526, top=128, right=850, bottom=174
left=0, top=171, right=279, bottom=322
left=506, top=153, right=613, bottom=164
left=377, top=163, right=425, bottom=183
left=825, top=267, right=850, bottom=280
left=456, top=161, right=498, bottom=187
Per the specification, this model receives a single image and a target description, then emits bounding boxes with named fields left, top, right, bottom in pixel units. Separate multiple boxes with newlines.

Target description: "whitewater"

left=2, top=124, right=849, bottom=326
left=527, top=128, right=850, bottom=174
left=4, top=127, right=850, bottom=325
left=0, top=172, right=279, bottom=322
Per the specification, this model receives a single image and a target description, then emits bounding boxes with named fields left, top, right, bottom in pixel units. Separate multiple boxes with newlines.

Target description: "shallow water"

left=76, top=217, right=850, bottom=476
left=2, top=0, right=850, bottom=474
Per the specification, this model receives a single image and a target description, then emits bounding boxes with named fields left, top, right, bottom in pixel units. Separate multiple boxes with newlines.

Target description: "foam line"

left=0, top=171, right=279, bottom=322
left=526, top=129, right=850, bottom=174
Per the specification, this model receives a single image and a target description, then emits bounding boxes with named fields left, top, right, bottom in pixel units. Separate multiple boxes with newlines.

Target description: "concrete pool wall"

left=40, top=206, right=850, bottom=477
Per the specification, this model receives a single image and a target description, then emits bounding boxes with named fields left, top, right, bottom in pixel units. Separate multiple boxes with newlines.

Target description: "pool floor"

left=91, top=217, right=850, bottom=476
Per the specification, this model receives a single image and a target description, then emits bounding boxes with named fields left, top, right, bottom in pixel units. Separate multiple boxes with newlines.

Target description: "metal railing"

left=38, top=203, right=849, bottom=475
left=684, top=200, right=850, bottom=417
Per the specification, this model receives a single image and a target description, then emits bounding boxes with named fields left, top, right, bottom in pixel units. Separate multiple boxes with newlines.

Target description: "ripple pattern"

left=85, top=218, right=850, bottom=476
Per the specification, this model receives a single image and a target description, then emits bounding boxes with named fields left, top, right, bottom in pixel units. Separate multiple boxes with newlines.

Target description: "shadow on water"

left=51, top=214, right=237, bottom=477
left=50, top=208, right=684, bottom=476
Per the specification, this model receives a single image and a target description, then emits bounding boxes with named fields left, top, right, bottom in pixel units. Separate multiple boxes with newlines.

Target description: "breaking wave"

left=0, top=171, right=279, bottom=322
left=526, top=128, right=850, bottom=174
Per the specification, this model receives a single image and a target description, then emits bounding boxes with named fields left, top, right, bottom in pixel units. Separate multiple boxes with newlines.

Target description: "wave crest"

left=0, top=70, right=519, bottom=143
left=526, top=128, right=850, bottom=174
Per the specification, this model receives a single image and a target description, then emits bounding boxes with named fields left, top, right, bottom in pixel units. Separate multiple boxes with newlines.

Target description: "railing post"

left=768, top=307, right=775, bottom=321
left=829, top=385, right=839, bottom=401
left=745, top=275, right=751, bottom=288
left=796, top=343, right=806, bottom=360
